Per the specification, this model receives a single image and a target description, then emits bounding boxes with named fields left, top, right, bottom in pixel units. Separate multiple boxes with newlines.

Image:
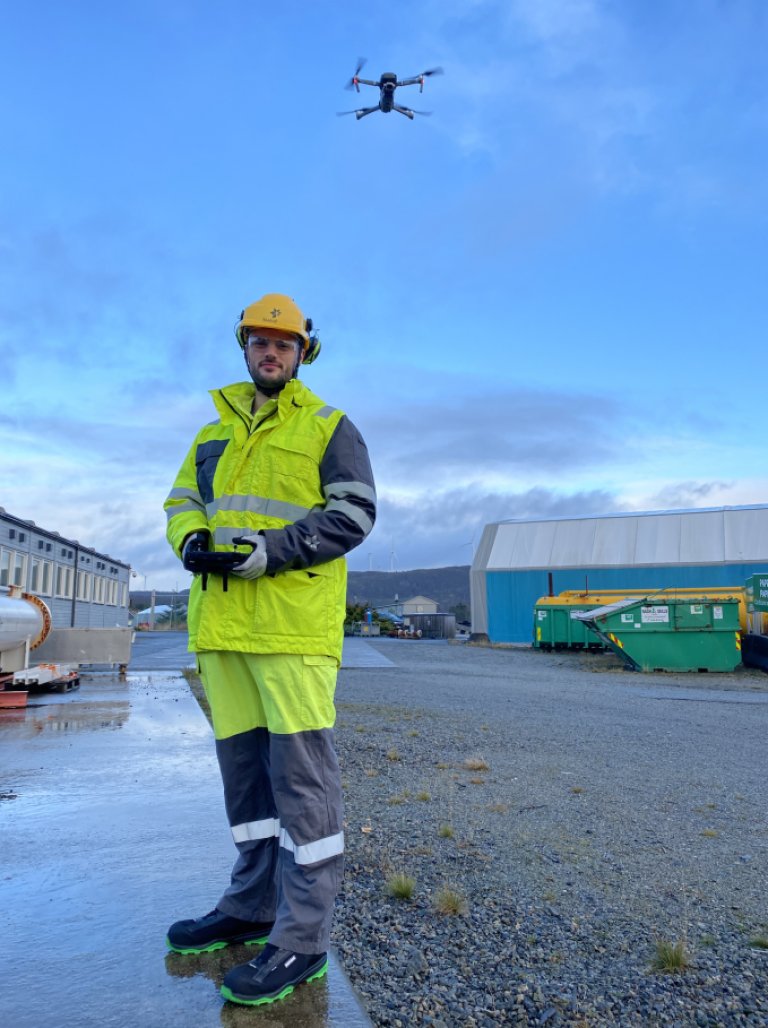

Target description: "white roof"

left=480, top=505, right=768, bottom=570
left=135, top=604, right=172, bottom=618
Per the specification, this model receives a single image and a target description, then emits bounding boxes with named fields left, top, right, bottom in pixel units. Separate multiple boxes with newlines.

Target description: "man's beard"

left=246, top=357, right=298, bottom=395
left=250, top=367, right=292, bottom=394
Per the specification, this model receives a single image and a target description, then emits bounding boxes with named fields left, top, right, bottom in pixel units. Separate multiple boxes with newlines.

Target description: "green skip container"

left=533, top=600, right=606, bottom=650
left=573, top=596, right=742, bottom=672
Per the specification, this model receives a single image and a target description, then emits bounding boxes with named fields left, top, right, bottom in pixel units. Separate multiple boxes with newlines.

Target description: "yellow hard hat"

left=235, top=293, right=310, bottom=351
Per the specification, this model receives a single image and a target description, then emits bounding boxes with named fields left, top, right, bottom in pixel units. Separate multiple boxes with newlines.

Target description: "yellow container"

left=555, top=588, right=747, bottom=632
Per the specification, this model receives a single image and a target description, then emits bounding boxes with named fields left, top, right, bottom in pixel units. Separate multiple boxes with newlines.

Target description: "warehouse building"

left=470, top=505, right=768, bottom=644
left=0, top=507, right=131, bottom=628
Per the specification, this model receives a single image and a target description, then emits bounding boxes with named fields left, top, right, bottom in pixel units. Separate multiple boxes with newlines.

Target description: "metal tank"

left=0, top=588, right=52, bottom=654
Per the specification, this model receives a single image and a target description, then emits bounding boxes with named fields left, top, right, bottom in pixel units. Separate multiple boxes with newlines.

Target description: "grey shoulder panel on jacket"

left=262, top=414, right=376, bottom=573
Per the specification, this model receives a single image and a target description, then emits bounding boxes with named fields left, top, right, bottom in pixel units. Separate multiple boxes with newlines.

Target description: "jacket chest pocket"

left=260, top=437, right=320, bottom=494
left=195, top=439, right=230, bottom=505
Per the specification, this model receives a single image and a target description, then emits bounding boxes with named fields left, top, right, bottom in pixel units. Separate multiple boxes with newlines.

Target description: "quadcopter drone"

left=337, top=58, right=444, bottom=120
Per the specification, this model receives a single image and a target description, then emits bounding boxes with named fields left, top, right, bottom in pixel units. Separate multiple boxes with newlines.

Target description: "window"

left=40, top=561, right=52, bottom=596
left=93, top=576, right=105, bottom=604
left=0, top=549, right=9, bottom=587
left=11, top=553, right=26, bottom=587
left=55, top=565, right=74, bottom=599
left=76, top=571, right=92, bottom=601
left=30, top=558, right=41, bottom=593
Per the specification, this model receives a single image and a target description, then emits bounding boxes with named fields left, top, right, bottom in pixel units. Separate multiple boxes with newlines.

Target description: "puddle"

left=0, top=670, right=371, bottom=1028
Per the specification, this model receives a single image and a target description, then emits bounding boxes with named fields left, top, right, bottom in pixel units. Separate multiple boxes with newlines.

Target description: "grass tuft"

left=416, top=790, right=431, bottom=802
left=386, top=872, right=416, bottom=900
left=387, top=790, right=410, bottom=805
left=651, top=937, right=690, bottom=973
left=434, top=886, right=467, bottom=916
left=462, top=756, right=489, bottom=772
left=386, top=748, right=401, bottom=762
left=438, top=823, right=455, bottom=838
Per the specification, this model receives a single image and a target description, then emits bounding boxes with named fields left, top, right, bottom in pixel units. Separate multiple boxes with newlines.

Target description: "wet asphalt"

left=0, top=632, right=375, bottom=1028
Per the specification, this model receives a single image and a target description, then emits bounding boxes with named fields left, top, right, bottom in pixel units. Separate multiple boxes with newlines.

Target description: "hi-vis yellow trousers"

left=198, top=651, right=344, bottom=955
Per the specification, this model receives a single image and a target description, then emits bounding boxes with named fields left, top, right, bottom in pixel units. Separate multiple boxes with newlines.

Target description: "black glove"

left=181, top=531, right=211, bottom=572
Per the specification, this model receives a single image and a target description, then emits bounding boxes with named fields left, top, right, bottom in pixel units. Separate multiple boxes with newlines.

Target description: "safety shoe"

left=166, top=908, right=274, bottom=954
left=220, top=943, right=328, bottom=1005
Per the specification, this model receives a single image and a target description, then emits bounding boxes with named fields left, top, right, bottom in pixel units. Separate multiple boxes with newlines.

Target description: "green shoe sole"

left=220, top=959, right=328, bottom=1006
left=166, top=933, right=270, bottom=955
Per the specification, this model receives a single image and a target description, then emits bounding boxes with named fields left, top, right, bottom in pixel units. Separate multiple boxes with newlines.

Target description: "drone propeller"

left=394, top=104, right=432, bottom=119
left=337, top=105, right=379, bottom=120
left=421, top=66, right=444, bottom=77
left=344, top=57, right=367, bottom=90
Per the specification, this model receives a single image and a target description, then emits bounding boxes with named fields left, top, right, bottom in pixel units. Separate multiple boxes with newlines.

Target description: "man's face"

left=243, top=326, right=302, bottom=392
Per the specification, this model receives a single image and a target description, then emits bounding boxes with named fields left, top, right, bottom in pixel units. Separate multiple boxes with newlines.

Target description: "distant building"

left=134, top=604, right=172, bottom=627
left=404, top=612, right=456, bottom=639
left=401, top=595, right=439, bottom=615
left=0, top=507, right=131, bottom=628
left=471, top=505, right=768, bottom=644
left=376, top=594, right=440, bottom=617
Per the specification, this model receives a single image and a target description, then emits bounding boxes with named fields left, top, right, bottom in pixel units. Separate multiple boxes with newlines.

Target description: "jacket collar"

left=211, top=378, right=323, bottom=423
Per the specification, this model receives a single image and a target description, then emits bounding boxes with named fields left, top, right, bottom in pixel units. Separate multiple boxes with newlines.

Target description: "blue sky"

left=2, top=0, right=767, bottom=590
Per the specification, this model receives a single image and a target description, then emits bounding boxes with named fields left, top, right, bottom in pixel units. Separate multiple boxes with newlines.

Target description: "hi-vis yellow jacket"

left=164, top=379, right=376, bottom=662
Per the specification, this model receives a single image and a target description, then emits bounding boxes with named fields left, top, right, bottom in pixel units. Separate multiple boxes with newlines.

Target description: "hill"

left=130, top=566, right=472, bottom=617
left=346, top=566, right=470, bottom=612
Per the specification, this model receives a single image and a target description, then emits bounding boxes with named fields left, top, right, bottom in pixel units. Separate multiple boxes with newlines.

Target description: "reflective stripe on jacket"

left=164, top=378, right=376, bottom=661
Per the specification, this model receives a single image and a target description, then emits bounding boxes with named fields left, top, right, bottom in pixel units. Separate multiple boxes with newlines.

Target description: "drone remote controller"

left=186, top=536, right=257, bottom=591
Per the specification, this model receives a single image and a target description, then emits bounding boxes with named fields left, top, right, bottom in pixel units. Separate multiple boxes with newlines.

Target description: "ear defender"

left=303, top=317, right=321, bottom=364
left=234, top=310, right=246, bottom=347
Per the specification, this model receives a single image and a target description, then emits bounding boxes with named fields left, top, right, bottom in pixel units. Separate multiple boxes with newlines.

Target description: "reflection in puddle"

left=164, top=948, right=331, bottom=1025
left=0, top=703, right=130, bottom=737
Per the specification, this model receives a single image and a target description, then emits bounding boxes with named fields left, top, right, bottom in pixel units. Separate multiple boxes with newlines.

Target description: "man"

left=163, top=293, right=376, bottom=1006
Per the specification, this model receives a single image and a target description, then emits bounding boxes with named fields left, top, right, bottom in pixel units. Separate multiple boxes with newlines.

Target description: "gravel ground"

left=331, top=640, right=768, bottom=1027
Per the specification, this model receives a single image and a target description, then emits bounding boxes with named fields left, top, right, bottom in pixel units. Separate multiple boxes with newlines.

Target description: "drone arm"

left=398, top=67, right=443, bottom=91
left=393, top=105, right=415, bottom=120
left=355, top=78, right=379, bottom=87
